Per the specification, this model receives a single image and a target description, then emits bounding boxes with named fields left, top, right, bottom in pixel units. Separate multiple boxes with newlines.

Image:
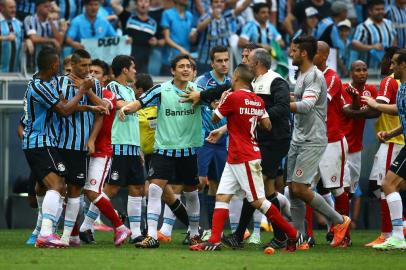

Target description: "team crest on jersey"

left=362, top=91, right=371, bottom=97
left=57, top=162, right=66, bottom=172
left=331, top=176, right=337, bottom=182
left=111, top=171, right=119, bottom=180
left=90, top=179, right=97, bottom=185
left=295, top=169, right=303, bottom=177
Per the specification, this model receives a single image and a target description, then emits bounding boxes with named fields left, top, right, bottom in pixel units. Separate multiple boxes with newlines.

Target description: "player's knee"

left=129, top=185, right=144, bottom=196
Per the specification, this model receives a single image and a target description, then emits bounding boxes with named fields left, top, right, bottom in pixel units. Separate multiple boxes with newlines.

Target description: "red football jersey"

left=93, top=89, right=117, bottom=158
left=342, top=83, right=378, bottom=153
left=324, top=68, right=346, bottom=143
left=215, top=89, right=268, bottom=164
left=377, top=76, right=398, bottom=104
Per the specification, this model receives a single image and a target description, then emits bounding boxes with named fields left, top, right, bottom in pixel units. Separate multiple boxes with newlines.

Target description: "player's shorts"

left=260, top=139, right=290, bottom=179
left=287, top=144, right=326, bottom=185
left=390, top=145, right=406, bottom=179
left=343, top=151, right=362, bottom=193
left=24, top=147, right=67, bottom=184
left=147, top=153, right=199, bottom=186
left=197, top=143, right=227, bottom=182
left=217, top=159, right=265, bottom=203
left=58, top=149, right=88, bottom=187
left=369, top=142, right=403, bottom=185
left=84, top=156, right=112, bottom=193
left=314, top=138, right=348, bottom=189
left=106, top=155, right=145, bottom=186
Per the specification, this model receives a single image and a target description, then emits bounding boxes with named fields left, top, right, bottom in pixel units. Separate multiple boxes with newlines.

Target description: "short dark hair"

left=37, top=46, right=58, bottom=71
left=71, top=49, right=91, bottom=64
left=83, top=0, right=99, bottom=5
left=367, top=0, right=385, bottom=9
left=210, top=45, right=228, bottom=61
left=252, top=3, right=269, bottom=14
left=91, top=59, right=110, bottom=76
left=396, top=49, right=406, bottom=65
left=170, top=54, right=193, bottom=70
left=235, top=64, right=255, bottom=87
left=135, top=73, right=153, bottom=91
left=385, top=46, right=399, bottom=59
left=111, top=55, right=135, bottom=77
left=243, top=43, right=260, bottom=51
left=292, top=35, right=318, bottom=61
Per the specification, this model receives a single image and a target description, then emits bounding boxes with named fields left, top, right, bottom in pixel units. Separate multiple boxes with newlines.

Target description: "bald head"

left=317, top=41, right=330, bottom=57
left=0, top=0, right=16, bottom=19
left=350, top=60, right=367, bottom=71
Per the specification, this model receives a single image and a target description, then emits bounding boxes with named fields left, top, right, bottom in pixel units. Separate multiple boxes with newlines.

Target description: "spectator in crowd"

left=161, top=0, right=193, bottom=74
left=291, top=0, right=331, bottom=32
left=337, top=19, right=352, bottom=77
left=24, top=0, right=64, bottom=71
left=351, top=0, right=396, bottom=69
left=292, top=7, right=319, bottom=39
left=238, top=3, right=284, bottom=52
left=65, top=0, right=117, bottom=51
left=0, top=0, right=23, bottom=73
left=55, top=0, right=83, bottom=22
left=121, top=0, right=164, bottom=73
left=385, top=0, right=406, bottom=49
left=315, top=1, right=347, bottom=52
left=195, top=0, right=252, bottom=72
left=16, top=0, right=35, bottom=21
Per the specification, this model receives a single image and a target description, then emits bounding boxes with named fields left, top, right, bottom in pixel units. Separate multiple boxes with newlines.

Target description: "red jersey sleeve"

left=326, top=73, right=343, bottom=101
left=215, top=91, right=235, bottom=119
left=377, top=77, right=398, bottom=104
left=102, top=89, right=117, bottom=111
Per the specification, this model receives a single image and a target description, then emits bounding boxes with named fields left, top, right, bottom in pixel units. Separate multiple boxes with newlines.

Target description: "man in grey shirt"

left=288, top=36, right=351, bottom=248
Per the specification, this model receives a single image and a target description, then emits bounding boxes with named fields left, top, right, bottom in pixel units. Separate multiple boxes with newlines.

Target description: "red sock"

left=71, top=219, right=80, bottom=236
left=95, top=197, right=123, bottom=228
left=209, top=208, right=228, bottom=243
left=305, top=204, right=313, bottom=237
left=266, top=204, right=297, bottom=239
left=380, top=199, right=392, bottom=233
left=334, top=192, right=349, bottom=216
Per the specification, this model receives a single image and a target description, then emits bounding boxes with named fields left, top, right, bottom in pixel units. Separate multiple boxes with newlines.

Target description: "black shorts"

left=390, top=146, right=406, bottom=179
left=58, top=149, right=88, bottom=187
left=260, top=139, right=290, bottom=179
left=147, top=153, right=199, bottom=186
left=23, top=147, right=67, bottom=185
left=107, top=155, right=145, bottom=186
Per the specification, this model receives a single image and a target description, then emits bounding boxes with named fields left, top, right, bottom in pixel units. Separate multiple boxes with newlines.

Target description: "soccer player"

left=312, top=41, right=350, bottom=246
left=22, top=47, right=92, bottom=248
left=189, top=64, right=299, bottom=252
left=90, top=59, right=111, bottom=87
left=287, top=36, right=351, bottom=248
left=192, top=45, right=230, bottom=241
left=82, top=77, right=132, bottom=246
left=367, top=49, right=406, bottom=250
left=119, top=54, right=203, bottom=248
left=57, top=49, right=106, bottom=246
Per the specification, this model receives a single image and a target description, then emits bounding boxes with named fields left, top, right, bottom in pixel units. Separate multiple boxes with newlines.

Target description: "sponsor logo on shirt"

left=165, top=108, right=195, bottom=116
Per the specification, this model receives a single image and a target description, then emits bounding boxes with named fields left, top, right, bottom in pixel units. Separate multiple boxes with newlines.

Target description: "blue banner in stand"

left=82, top=36, right=131, bottom=64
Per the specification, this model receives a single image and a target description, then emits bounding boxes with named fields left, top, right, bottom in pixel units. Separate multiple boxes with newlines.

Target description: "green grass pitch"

left=0, top=230, right=405, bottom=270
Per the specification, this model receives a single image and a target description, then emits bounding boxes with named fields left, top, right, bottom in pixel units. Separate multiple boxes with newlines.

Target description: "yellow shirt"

left=138, top=106, right=157, bottom=154
left=375, top=75, right=404, bottom=145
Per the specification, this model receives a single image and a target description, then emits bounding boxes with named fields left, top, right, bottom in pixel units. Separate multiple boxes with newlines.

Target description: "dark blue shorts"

left=197, top=143, right=227, bottom=182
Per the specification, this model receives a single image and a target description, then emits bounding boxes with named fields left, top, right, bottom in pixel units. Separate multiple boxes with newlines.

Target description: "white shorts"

left=369, top=143, right=403, bottom=185
left=343, top=151, right=361, bottom=193
left=314, top=138, right=348, bottom=189
left=217, top=159, right=265, bottom=203
left=84, top=156, right=112, bottom=193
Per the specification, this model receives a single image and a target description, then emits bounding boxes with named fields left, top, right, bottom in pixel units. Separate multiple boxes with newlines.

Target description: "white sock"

left=32, top=196, right=44, bottom=235
left=229, top=197, right=243, bottom=232
left=386, top=192, right=404, bottom=240
left=40, top=190, right=61, bottom=236
left=62, top=197, right=81, bottom=240
left=184, top=190, right=200, bottom=237
left=322, top=192, right=334, bottom=231
left=253, top=210, right=262, bottom=235
left=128, top=195, right=142, bottom=238
left=147, top=184, right=163, bottom=240
left=53, top=196, right=64, bottom=233
left=277, top=192, right=291, bottom=219
left=160, top=193, right=180, bottom=237
left=80, top=202, right=100, bottom=232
